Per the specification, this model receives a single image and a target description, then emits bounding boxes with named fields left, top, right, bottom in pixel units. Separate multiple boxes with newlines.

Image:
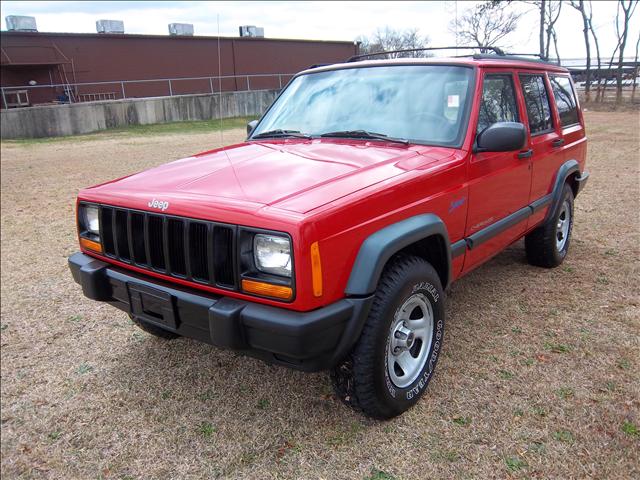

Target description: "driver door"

left=463, top=69, right=532, bottom=272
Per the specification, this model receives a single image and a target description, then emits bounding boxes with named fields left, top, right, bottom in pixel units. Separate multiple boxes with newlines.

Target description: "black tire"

left=525, top=183, right=575, bottom=268
left=129, top=314, right=179, bottom=339
left=330, top=255, right=445, bottom=419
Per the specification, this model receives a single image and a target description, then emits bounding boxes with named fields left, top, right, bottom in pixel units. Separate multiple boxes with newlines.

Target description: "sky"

left=1, top=1, right=639, bottom=61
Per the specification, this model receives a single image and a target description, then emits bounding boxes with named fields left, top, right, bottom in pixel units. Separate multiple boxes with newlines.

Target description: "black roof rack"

left=347, top=46, right=563, bottom=67
left=347, top=46, right=505, bottom=62
left=469, top=53, right=561, bottom=66
left=508, top=53, right=546, bottom=58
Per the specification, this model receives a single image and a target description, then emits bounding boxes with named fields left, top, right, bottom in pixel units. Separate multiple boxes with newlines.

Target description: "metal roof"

left=0, top=30, right=355, bottom=46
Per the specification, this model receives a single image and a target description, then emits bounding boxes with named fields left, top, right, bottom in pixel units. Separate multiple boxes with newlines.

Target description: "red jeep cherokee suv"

left=69, top=53, right=588, bottom=418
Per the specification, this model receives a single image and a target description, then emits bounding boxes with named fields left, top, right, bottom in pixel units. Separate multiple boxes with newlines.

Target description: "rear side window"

left=519, top=74, right=554, bottom=135
left=477, top=74, right=519, bottom=134
left=550, top=76, right=579, bottom=127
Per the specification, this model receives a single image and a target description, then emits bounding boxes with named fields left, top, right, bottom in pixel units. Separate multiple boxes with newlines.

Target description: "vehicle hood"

left=84, top=139, right=455, bottom=215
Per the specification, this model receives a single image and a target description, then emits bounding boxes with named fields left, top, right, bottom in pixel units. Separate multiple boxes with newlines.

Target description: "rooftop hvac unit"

left=6, top=15, right=37, bottom=32
left=169, top=23, right=194, bottom=36
left=96, top=19, right=124, bottom=34
left=239, top=25, right=264, bottom=38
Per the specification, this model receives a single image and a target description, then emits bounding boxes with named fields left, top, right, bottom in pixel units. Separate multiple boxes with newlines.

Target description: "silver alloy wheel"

left=556, top=199, right=571, bottom=251
left=387, top=293, right=434, bottom=388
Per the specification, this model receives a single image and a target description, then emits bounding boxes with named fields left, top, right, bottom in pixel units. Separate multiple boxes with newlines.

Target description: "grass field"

left=1, top=112, right=639, bottom=479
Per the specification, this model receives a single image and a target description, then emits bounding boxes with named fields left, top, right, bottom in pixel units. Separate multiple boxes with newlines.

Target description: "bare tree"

left=569, top=0, right=593, bottom=100
left=633, top=30, right=640, bottom=101
left=601, top=1, right=639, bottom=103
left=528, top=0, right=563, bottom=61
left=544, top=1, right=562, bottom=61
left=585, top=4, right=604, bottom=101
left=614, top=0, right=638, bottom=104
left=601, top=27, right=622, bottom=102
left=450, top=1, right=521, bottom=51
left=539, top=0, right=546, bottom=58
left=356, top=27, right=430, bottom=58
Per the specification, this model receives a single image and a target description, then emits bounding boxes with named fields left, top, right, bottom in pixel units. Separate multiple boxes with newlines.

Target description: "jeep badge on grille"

left=148, top=198, right=169, bottom=211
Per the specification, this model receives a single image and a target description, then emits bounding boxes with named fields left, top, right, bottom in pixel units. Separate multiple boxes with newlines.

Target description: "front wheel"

left=331, top=255, right=445, bottom=419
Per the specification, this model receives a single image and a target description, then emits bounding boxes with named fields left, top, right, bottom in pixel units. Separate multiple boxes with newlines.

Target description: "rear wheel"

left=129, top=314, right=179, bottom=339
left=525, top=183, right=574, bottom=268
left=331, top=255, right=445, bottom=419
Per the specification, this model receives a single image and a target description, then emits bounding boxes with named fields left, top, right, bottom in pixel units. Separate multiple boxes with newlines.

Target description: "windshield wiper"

left=252, top=129, right=312, bottom=140
left=319, top=130, right=409, bottom=145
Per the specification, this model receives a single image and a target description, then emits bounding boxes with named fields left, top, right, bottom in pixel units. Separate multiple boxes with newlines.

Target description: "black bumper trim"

left=575, top=171, right=589, bottom=195
left=68, top=252, right=373, bottom=371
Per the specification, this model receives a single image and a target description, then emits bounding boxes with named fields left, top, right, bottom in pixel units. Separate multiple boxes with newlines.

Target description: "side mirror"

left=246, top=120, right=258, bottom=136
left=476, top=122, right=526, bottom=152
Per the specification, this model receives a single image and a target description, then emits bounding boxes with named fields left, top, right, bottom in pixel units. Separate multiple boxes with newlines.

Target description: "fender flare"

left=345, top=213, right=451, bottom=296
left=545, top=159, right=580, bottom=222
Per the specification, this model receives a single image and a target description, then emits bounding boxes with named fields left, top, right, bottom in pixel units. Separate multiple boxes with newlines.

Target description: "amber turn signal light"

left=242, top=279, right=292, bottom=300
left=80, top=237, right=102, bottom=253
left=310, top=241, right=323, bottom=297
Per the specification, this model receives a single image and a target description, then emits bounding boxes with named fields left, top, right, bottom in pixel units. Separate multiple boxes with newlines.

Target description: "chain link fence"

left=1, top=73, right=294, bottom=109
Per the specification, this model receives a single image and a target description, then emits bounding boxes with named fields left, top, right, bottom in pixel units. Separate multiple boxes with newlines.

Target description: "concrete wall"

left=1, top=89, right=279, bottom=139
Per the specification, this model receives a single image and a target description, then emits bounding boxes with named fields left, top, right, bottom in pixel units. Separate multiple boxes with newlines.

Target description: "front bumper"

left=68, top=252, right=372, bottom=371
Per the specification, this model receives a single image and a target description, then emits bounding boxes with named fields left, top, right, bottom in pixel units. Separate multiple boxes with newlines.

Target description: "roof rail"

left=347, top=46, right=505, bottom=62
left=507, top=52, right=550, bottom=60
left=470, top=53, right=561, bottom=66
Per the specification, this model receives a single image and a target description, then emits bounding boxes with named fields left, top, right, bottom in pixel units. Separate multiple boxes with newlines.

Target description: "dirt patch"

left=1, top=113, right=639, bottom=479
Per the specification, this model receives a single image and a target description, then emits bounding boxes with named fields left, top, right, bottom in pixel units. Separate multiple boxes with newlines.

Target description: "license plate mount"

left=128, top=283, right=177, bottom=329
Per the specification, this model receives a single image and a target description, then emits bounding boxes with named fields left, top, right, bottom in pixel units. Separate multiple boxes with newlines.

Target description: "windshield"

left=251, top=65, right=474, bottom=147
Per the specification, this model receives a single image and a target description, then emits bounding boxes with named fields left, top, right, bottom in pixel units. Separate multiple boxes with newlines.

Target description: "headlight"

left=79, top=204, right=100, bottom=239
left=253, top=234, right=291, bottom=277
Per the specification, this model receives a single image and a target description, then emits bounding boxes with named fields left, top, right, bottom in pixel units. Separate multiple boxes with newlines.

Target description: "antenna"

left=217, top=14, right=223, bottom=147
left=215, top=15, right=247, bottom=198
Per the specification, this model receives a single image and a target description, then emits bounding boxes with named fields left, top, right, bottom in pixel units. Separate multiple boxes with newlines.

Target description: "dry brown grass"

left=1, top=113, right=639, bottom=479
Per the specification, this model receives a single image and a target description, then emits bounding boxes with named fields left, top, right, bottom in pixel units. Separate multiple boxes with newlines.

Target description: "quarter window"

left=477, top=74, right=519, bottom=134
left=519, top=75, right=554, bottom=135
left=550, top=76, right=579, bottom=127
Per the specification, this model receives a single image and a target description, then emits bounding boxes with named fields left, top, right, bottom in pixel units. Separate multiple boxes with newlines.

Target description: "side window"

left=519, top=74, right=554, bottom=135
left=477, top=74, right=519, bottom=134
left=550, top=76, right=579, bottom=127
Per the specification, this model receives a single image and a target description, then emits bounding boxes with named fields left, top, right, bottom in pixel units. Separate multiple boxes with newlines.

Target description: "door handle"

left=517, top=149, right=533, bottom=159
left=552, top=138, right=565, bottom=148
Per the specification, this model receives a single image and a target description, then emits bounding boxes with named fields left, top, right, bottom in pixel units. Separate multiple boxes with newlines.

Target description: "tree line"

left=356, top=0, right=639, bottom=104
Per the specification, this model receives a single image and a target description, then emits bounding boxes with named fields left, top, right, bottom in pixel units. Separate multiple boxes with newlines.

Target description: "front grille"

left=99, top=206, right=236, bottom=289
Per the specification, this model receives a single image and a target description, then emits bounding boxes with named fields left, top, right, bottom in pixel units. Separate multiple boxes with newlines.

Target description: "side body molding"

left=465, top=159, right=585, bottom=251
left=345, top=214, right=451, bottom=296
